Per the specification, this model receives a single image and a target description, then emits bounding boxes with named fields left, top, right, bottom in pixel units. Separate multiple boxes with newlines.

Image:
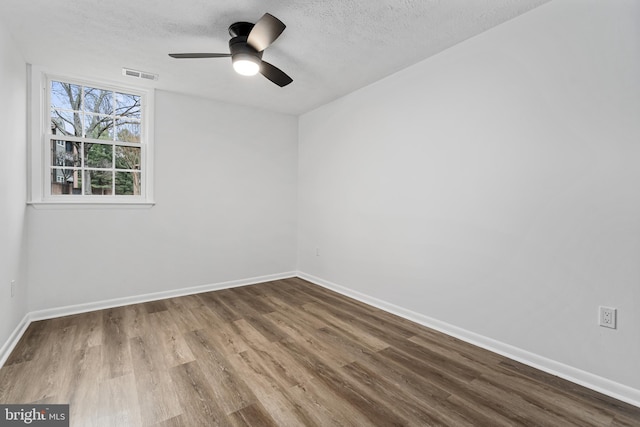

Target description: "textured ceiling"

left=0, top=0, right=550, bottom=115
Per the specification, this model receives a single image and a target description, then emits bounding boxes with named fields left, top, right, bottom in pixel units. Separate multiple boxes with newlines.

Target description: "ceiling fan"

left=169, top=13, right=293, bottom=87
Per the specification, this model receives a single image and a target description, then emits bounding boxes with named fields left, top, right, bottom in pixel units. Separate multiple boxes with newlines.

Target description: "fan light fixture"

left=233, top=57, right=260, bottom=76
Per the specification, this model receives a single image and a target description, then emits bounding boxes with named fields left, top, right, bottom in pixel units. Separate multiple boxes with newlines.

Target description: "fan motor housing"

left=228, top=22, right=262, bottom=62
left=229, top=36, right=263, bottom=61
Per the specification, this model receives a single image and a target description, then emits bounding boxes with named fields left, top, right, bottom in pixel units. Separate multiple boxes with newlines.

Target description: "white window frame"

left=28, top=65, right=155, bottom=207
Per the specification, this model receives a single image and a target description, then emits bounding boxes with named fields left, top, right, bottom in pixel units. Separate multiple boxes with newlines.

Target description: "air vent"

left=122, top=67, right=158, bottom=81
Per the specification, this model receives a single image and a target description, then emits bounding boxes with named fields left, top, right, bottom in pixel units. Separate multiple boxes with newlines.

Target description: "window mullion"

left=111, top=92, right=116, bottom=195
left=48, top=134, right=85, bottom=144
left=80, top=140, right=85, bottom=196
left=112, top=142, right=116, bottom=195
left=80, top=85, right=85, bottom=138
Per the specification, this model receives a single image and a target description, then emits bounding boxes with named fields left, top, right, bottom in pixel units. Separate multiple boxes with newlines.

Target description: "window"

left=29, top=69, right=154, bottom=205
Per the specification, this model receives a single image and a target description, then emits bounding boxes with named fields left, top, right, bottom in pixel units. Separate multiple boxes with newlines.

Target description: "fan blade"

left=247, top=13, right=286, bottom=52
left=169, top=53, right=231, bottom=59
left=260, top=61, right=292, bottom=87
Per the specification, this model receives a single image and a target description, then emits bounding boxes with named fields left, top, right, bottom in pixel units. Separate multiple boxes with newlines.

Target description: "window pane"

left=51, top=168, right=82, bottom=195
left=115, top=171, right=141, bottom=195
left=84, top=114, right=113, bottom=140
left=84, top=170, right=113, bottom=195
left=51, top=81, right=81, bottom=110
left=83, top=86, right=113, bottom=115
left=115, top=92, right=141, bottom=119
left=115, top=146, right=140, bottom=170
left=51, top=109, right=82, bottom=136
left=115, top=120, right=141, bottom=143
left=51, top=140, right=80, bottom=167
left=84, top=143, right=113, bottom=168
left=46, top=78, right=146, bottom=200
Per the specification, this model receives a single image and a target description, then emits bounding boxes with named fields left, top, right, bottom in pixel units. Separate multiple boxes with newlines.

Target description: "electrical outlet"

left=599, top=306, right=617, bottom=329
left=11, top=280, right=15, bottom=298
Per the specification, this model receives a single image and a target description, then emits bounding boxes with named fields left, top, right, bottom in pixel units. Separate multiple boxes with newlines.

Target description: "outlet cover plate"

left=599, top=306, right=617, bottom=329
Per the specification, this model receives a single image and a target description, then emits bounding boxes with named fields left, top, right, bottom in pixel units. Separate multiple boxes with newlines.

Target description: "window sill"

left=27, top=200, right=155, bottom=209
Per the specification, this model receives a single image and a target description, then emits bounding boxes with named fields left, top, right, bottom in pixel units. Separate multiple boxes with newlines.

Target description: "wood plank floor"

left=1, top=277, right=639, bottom=426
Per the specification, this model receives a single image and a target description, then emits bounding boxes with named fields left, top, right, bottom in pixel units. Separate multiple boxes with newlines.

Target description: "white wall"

left=0, top=23, right=28, bottom=349
left=298, top=0, right=640, bottom=392
left=27, top=91, right=298, bottom=311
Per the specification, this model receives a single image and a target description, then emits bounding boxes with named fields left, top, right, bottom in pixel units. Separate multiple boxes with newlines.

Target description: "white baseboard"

left=0, top=314, right=31, bottom=368
left=28, top=272, right=296, bottom=322
left=0, top=271, right=296, bottom=368
left=297, top=271, right=640, bottom=409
